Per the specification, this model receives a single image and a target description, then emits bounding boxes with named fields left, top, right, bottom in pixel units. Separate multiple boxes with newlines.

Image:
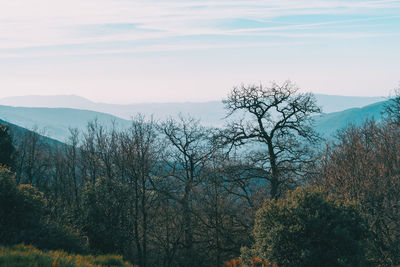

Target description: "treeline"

left=0, top=81, right=399, bottom=266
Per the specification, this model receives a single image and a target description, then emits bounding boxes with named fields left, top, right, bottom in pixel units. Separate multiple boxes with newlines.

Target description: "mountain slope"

left=0, top=105, right=131, bottom=142
left=0, top=118, right=62, bottom=147
left=0, top=95, right=93, bottom=108
left=314, top=94, right=385, bottom=114
left=314, top=101, right=386, bottom=138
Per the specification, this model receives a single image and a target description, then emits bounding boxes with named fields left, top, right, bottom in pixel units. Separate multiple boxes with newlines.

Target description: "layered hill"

left=0, top=96, right=388, bottom=142
left=0, top=118, right=62, bottom=147
left=0, top=94, right=385, bottom=125
left=314, top=101, right=386, bottom=138
left=0, top=105, right=131, bottom=142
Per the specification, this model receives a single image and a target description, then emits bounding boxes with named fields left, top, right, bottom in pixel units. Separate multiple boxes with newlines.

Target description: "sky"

left=0, top=0, right=399, bottom=103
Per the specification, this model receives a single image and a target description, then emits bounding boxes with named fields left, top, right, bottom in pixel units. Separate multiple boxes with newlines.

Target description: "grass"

left=0, top=244, right=135, bottom=267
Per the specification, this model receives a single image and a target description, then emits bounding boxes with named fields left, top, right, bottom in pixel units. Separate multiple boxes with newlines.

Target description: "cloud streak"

left=0, top=0, right=399, bottom=55
left=0, top=41, right=310, bottom=59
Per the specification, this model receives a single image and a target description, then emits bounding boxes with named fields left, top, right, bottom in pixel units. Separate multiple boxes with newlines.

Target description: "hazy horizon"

left=0, top=92, right=388, bottom=105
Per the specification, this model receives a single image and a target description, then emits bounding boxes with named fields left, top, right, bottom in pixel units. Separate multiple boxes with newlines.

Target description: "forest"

left=0, top=81, right=399, bottom=267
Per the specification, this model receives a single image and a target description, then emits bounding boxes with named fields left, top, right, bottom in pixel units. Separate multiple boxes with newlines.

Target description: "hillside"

left=0, top=118, right=62, bottom=147
left=0, top=105, right=131, bottom=142
left=314, top=101, right=386, bottom=138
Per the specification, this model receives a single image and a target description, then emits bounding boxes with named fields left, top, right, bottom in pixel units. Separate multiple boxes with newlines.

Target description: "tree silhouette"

left=385, top=84, right=400, bottom=125
left=222, top=81, right=321, bottom=198
left=0, top=124, right=15, bottom=168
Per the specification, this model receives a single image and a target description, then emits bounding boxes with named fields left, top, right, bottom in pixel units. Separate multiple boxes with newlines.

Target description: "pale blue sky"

left=0, top=0, right=399, bottom=103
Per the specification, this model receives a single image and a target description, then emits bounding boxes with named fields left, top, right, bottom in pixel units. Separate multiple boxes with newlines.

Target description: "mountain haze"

left=0, top=118, right=62, bottom=147
left=0, top=94, right=385, bottom=125
left=0, top=105, right=131, bottom=142
left=0, top=99, right=389, bottom=142
left=314, top=101, right=386, bottom=138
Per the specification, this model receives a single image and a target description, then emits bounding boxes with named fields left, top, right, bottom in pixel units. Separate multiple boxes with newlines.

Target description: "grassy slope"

left=0, top=244, right=135, bottom=267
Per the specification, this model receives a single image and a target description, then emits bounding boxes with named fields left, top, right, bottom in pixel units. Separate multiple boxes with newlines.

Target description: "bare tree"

left=80, top=121, right=102, bottom=184
left=14, top=127, right=51, bottom=187
left=65, top=128, right=80, bottom=204
left=158, top=115, right=219, bottom=266
left=384, top=84, right=400, bottom=125
left=118, top=115, right=161, bottom=267
left=222, top=81, right=321, bottom=198
left=150, top=196, right=183, bottom=267
left=194, top=153, right=255, bottom=267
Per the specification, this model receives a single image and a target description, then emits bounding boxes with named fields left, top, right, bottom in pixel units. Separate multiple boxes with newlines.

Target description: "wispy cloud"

left=0, top=0, right=399, bottom=56
left=0, top=41, right=309, bottom=59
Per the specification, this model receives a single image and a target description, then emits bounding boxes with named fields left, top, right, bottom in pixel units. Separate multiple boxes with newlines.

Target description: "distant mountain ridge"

left=0, top=94, right=385, bottom=125
left=0, top=94, right=388, bottom=142
left=314, top=101, right=386, bottom=138
left=0, top=105, right=131, bottom=142
left=0, top=118, right=62, bottom=147
left=0, top=95, right=93, bottom=107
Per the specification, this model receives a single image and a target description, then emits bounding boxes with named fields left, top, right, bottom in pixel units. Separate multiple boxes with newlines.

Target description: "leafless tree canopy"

left=222, top=81, right=321, bottom=198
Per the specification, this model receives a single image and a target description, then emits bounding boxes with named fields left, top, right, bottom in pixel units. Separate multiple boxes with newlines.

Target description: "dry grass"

left=0, top=244, right=135, bottom=267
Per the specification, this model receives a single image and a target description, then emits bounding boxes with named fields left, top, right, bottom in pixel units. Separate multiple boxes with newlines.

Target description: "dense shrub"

left=0, top=167, right=43, bottom=245
left=245, top=186, right=368, bottom=267
left=0, top=166, right=85, bottom=253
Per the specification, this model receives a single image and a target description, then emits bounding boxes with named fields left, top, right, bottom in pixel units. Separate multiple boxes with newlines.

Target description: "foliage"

left=316, top=119, right=400, bottom=265
left=0, top=123, right=15, bottom=168
left=224, top=257, right=277, bottom=267
left=224, top=258, right=243, bottom=267
left=0, top=166, right=85, bottom=253
left=248, top=186, right=367, bottom=267
left=0, top=244, right=134, bottom=267
left=0, top=166, right=43, bottom=245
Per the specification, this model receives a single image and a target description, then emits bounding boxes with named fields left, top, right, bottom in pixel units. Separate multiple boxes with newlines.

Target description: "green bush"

left=0, top=167, right=42, bottom=245
left=247, top=186, right=368, bottom=267
left=0, top=166, right=85, bottom=253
